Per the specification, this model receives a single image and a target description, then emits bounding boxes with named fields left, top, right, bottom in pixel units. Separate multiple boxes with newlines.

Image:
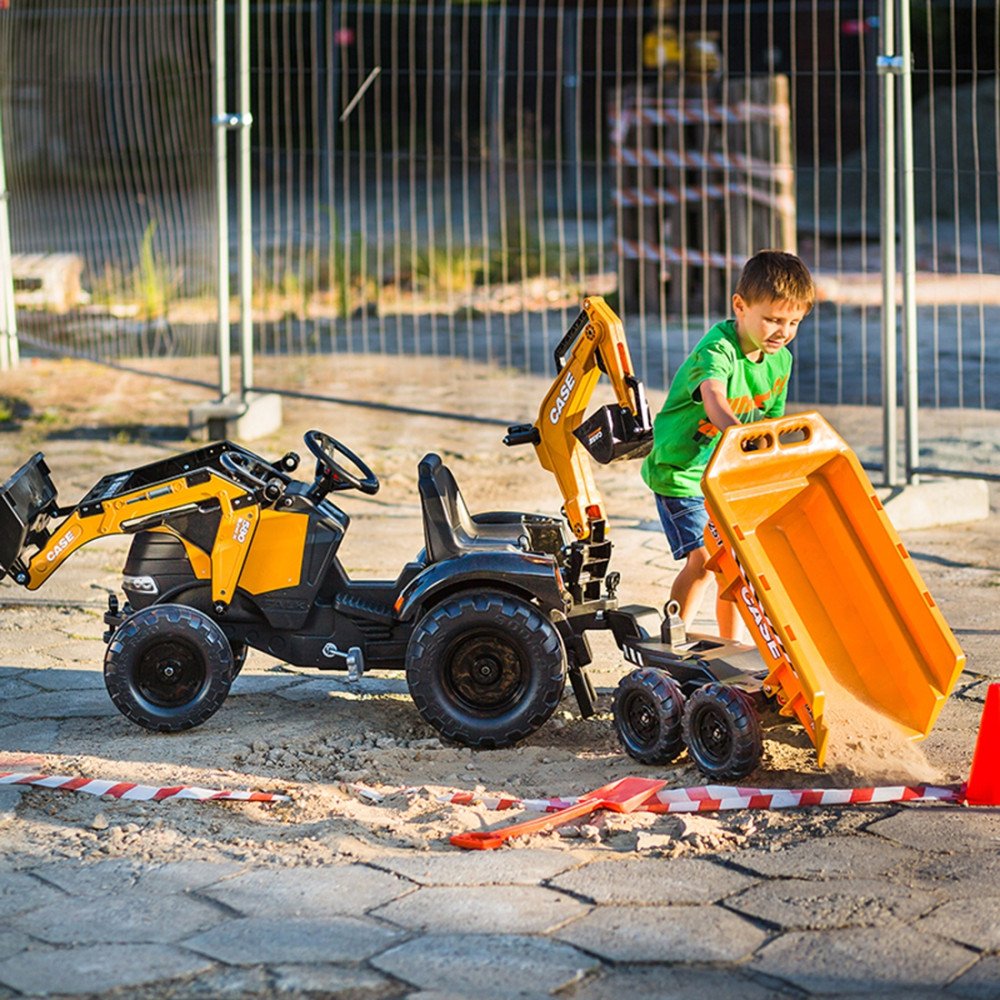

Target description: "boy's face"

left=732, top=295, right=808, bottom=357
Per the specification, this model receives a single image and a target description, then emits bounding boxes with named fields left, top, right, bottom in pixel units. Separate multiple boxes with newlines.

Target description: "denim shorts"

left=654, top=493, right=709, bottom=560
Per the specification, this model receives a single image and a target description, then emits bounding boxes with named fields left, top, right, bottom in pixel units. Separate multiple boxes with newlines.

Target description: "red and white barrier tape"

left=617, top=238, right=746, bottom=271
left=608, top=101, right=789, bottom=144
left=613, top=182, right=795, bottom=215
left=0, top=771, right=288, bottom=803
left=435, top=782, right=963, bottom=814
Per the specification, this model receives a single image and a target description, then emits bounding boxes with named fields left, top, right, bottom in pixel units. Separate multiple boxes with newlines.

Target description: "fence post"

left=213, top=0, right=232, bottom=401
left=877, top=0, right=899, bottom=488
left=897, top=0, right=919, bottom=484
left=237, top=0, right=253, bottom=398
left=0, top=97, right=18, bottom=370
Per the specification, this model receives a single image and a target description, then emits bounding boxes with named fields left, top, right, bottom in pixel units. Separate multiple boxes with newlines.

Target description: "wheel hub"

left=447, top=633, right=524, bottom=711
left=136, top=640, right=206, bottom=708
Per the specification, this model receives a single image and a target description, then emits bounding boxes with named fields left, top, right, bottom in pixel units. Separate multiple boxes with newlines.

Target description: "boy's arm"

left=699, top=379, right=743, bottom=433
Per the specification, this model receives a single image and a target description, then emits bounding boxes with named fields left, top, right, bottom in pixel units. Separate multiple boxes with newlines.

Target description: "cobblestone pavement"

left=0, top=358, right=998, bottom=999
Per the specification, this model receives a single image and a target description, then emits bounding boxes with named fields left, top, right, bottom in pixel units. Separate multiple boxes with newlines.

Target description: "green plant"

left=136, top=220, right=178, bottom=321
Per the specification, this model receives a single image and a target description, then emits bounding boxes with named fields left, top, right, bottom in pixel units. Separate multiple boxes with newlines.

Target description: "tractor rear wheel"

left=406, top=592, right=566, bottom=749
left=613, top=667, right=686, bottom=765
left=104, top=604, right=234, bottom=732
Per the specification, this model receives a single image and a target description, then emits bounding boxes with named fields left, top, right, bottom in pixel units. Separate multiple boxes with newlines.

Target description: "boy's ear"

left=732, top=293, right=746, bottom=315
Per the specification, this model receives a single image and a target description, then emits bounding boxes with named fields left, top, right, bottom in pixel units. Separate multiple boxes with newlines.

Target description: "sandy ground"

left=0, top=354, right=996, bottom=872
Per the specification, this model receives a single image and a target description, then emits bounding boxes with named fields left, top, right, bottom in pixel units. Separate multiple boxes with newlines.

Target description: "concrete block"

left=549, top=856, right=757, bottom=905
left=948, top=955, right=1000, bottom=999
left=0, top=929, right=32, bottom=962
left=271, top=964, right=394, bottom=994
left=0, top=943, right=212, bottom=996
left=554, top=903, right=767, bottom=963
left=372, top=934, right=599, bottom=998
left=727, top=877, right=939, bottom=930
left=752, top=925, right=973, bottom=994
left=4, top=688, right=118, bottom=719
left=189, top=391, right=283, bottom=442
left=373, top=885, right=587, bottom=935
left=184, top=915, right=400, bottom=965
left=0, top=787, right=22, bottom=825
left=877, top=477, right=990, bottom=531
left=199, top=863, right=410, bottom=918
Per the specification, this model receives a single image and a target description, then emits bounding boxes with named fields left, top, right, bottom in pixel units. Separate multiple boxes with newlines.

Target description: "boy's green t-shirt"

left=641, top=319, right=792, bottom=498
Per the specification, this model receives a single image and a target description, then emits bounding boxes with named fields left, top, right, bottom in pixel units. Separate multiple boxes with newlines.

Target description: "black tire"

left=613, top=668, right=686, bottom=765
left=405, top=592, right=566, bottom=749
left=681, top=683, right=763, bottom=781
left=104, top=604, right=234, bottom=732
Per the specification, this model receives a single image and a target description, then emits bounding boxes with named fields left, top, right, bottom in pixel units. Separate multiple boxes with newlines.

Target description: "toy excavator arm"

left=505, top=296, right=652, bottom=540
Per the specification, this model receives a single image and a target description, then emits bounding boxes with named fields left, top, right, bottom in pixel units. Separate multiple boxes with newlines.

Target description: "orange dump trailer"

left=701, top=412, right=966, bottom=765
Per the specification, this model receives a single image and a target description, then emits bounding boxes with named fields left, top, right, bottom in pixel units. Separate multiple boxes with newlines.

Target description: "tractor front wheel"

left=104, top=604, right=234, bottom=732
left=406, top=592, right=566, bottom=749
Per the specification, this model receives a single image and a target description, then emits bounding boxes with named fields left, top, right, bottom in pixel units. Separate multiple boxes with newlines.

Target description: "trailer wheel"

left=406, top=592, right=566, bottom=749
left=104, top=604, right=234, bottom=732
left=613, top=668, right=686, bottom=764
left=681, top=683, right=763, bottom=780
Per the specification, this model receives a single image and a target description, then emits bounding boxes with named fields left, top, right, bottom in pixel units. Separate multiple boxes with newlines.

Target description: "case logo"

left=548, top=370, right=576, bottom=424
left=233, top=518, right=251, bottom=543
left=46, top=526, right=80, bottom=562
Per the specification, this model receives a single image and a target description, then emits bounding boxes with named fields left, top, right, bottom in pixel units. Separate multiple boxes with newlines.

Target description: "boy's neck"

left=733, top=319, right=763, bottom=362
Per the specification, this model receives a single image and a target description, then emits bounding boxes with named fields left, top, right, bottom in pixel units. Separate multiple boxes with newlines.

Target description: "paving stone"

left=716, top=835, right=920, bottom=880
left=271, top=964, right=393, bottom=994
left=374, top=885, right=587, bottom=934
left=752, top=925, right=975, bottom=994
left=275, top=676, right=408, bottom=702
left=372, top=934, right=599, bottom=999
left=548, top=856, right=756, bottom=905
left=0, top=872, right=65, bottom=918
left=0, top=789, right=22, bottom=825
left=228, top=673, right=307, bottom=696
left=0, top=718, right=61, bottom=750
left=199, top=863, right=410, bottom=918
left=566, top=965, right=794, bottom=1000
left=152, top=964, right=274, bottom=997
left=947, top=954, right=1000, bottom=999
left=0, top=942, right=214, bottom=996
left=894, top=850, right=1000, bottom=898
left=18, top=888, right=225, bottom=944
left=26, top=666, right=104, bottom=690
left=727, top=877, right=940, bottom=930
left=5, top=688, right=117, bottom=718
left=372, top=848, right=579, bottom=886
left=184, top=915, right=400, bottom=965
left=868, top=809, right=1000, bottom=853
left=554, top=903, right=767, bottom=963
left=45, top=639, right=107, bottom=664
left=0, top=675, right=39, bottom=700
left=0, top=929, right=32, bottom=962
left=915, top=895, right=1000, bottom=951
left=34, top=858, right=246, bottom=898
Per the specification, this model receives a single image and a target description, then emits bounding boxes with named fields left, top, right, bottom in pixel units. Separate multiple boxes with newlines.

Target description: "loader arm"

left=506, top=296, right=652, bottom=541
left=14, top=466, right=261, bottom=612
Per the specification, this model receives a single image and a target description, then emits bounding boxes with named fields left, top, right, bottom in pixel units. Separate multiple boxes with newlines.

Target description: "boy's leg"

left=715, top=592, right=742, bottom=641
left=655, top=494, right=713, bottom=628
left=669, top=545, right=713, bottom=626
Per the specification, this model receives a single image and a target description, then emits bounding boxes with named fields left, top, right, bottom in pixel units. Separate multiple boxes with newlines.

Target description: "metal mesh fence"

left=1, top=1, right=998, bottom=418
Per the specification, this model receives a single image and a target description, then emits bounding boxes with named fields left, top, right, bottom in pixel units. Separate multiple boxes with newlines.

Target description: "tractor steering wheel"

left=303, top=429, right=380, bottom=497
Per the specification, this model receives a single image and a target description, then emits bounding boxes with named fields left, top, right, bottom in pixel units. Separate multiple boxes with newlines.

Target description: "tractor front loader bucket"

left=702, top=412, right=965, bottom=765
left=0, top=453, right=59, bottom=581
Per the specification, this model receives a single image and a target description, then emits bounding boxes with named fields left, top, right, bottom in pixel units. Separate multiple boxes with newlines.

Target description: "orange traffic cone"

left=964, top=683, right=1000, bottom=806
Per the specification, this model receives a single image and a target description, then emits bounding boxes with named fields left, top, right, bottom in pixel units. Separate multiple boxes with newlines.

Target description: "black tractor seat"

left=417, top=453, right=564, bottom=564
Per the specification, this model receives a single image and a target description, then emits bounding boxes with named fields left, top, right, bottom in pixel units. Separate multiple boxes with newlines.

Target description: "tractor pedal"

left=333, top=592, right=396, bottom=625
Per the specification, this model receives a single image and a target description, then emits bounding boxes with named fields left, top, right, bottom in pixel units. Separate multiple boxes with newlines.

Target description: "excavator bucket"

left=701, top=412, right=965, bottom=765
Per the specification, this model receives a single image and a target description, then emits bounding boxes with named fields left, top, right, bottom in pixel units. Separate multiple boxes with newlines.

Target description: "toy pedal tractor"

left=0, top=430, right=576, bottom=747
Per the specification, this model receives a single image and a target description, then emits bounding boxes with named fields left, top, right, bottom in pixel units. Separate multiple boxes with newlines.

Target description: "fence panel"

left=1, top=2, right=997, bottom=470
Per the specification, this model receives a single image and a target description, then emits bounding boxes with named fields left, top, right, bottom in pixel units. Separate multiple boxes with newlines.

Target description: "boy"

left=641, top=249, right=815, bottom=638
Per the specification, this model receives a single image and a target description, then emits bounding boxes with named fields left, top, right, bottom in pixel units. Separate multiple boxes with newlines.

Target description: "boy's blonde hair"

left=735, top=250, right=815, bottom=312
